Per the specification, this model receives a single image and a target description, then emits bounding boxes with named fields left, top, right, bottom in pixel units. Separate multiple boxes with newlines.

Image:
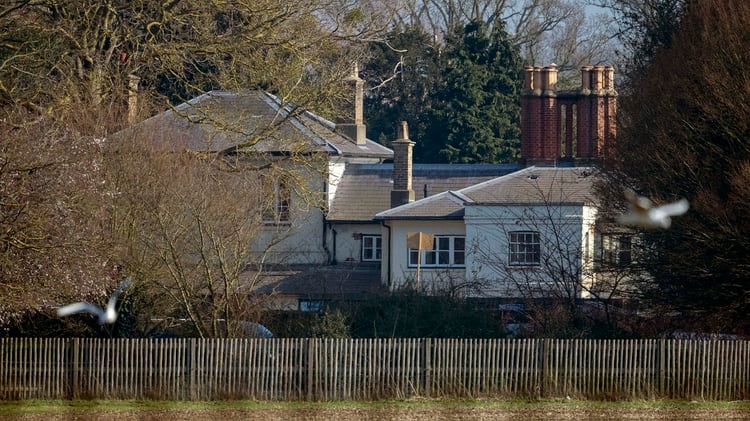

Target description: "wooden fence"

left=1, top=338, right=749, bottom=401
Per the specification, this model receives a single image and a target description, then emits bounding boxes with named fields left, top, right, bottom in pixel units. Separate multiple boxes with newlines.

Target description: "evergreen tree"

left=363, top=20, right=523, bottom=164
left=426, top=19, right=523, bottom=163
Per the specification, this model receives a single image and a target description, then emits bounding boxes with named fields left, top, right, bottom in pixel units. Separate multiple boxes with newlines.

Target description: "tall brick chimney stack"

left=336, top=63, right=367, bottom=145
left=391, top=121, right=415, bottom=208
left=520, top=64, right=617, bottom=166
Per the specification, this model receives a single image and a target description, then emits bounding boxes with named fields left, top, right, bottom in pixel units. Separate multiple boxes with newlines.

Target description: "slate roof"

left=376, top=167, right=598, bottom=220
left=327, top=163, right=518, bottom=222
left=115, top=90, right=393, bottom=159
left=244, top=265, right=383, bottom=301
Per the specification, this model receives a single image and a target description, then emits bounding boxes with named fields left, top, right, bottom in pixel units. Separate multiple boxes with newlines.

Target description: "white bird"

left=57, top=277, right=133, bottom=324
left=616, top=189, right=689, bottom=229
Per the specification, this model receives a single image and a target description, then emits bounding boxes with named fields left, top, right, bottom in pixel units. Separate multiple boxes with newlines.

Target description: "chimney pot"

left=580, top=66, right=593, bottom=93
left=541, top=66, right=558, bottom=94
left=593, top=66, right=605, bottom=91
left=604, top=66, right=615, bottom=91
left=397, top=120, right=409, bottom=140
left=524, top=66, right=535, bottom=92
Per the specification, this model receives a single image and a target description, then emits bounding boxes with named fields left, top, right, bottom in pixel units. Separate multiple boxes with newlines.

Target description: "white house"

left=375, top=166, right=602, bottom=300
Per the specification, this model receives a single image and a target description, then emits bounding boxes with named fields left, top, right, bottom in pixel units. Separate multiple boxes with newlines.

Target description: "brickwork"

left=521, top=65, right=617, bottom=166
left=391, top=121, right=415, bottom=208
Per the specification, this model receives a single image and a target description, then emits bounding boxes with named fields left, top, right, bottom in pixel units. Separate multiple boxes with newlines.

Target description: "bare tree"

left=392, top=0, right=617, bottom=78
left=0, top=1, right=393, bottom=133
left=107, top=132, right=329, bottom=338
left=0, top=0, right=391, bottom=331
left=0, top=113, right=117, bottom=326
left=598, top=0, right=750, bottom=335
left=467, top=170, right=638, bottom=337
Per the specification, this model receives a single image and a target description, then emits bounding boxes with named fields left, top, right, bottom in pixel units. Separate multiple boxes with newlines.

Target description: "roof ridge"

left=375, top=190, right=455, bottom=218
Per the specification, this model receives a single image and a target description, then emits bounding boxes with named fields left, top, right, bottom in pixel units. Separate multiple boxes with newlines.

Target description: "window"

left=262, top=178, right=291, bottom=223
left=408, top=235, right=465, bottom=268
left=598, top=233, right=632, bottom=268
left=508, top=231, right=541, bottom=266
left=299, top=300, right=324, bottom=312
left=362, top=235, right=382, bottom=261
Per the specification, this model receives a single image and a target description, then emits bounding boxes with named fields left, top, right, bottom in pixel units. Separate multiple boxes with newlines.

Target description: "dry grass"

left=1, top=399, right=749, bottom=420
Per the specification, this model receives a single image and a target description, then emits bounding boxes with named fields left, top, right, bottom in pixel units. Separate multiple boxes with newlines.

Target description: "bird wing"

left=624, top=189, right=653, bottom=211
left=57, top=302, right=105, bottom=318
left=106, top=277, right=133, bottom=310
left=655, top=198, right=689, bottom=217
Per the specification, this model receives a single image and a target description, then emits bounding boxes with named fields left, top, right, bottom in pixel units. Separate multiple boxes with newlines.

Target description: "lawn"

left=1, top=399, right=750, bottom=420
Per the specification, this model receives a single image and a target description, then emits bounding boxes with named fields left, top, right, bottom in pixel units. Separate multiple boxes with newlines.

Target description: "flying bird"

left=616, top=189, right=689, bottom=229
left=57, top=277, right=133, bottom=325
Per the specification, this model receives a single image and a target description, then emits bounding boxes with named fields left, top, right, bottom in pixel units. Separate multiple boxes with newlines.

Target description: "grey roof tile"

left=113, top=91, right=393, bottom=159
left=376, top=167, right=598, bottom=220
left=327, top=163, right=518, bottom=221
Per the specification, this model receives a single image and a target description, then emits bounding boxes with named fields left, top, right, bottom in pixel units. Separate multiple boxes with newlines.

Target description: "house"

left=118, top=70, right=391, bottom=267
left=374, top=64, right=623, bottom=302
left=121, top=63, right=624, bottom=311
left=375, top=166, right=599, bottom=298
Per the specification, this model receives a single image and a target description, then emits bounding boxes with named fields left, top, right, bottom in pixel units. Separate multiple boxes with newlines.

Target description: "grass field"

left=1, top=399, right=750, bottom=420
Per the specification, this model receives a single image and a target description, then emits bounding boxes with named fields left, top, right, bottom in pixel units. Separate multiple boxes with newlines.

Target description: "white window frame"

left=508, top=231, right=541, bottom=266
left=361, top=235, right=382, bottom=262
left=408, top=235, right=465, bottom=268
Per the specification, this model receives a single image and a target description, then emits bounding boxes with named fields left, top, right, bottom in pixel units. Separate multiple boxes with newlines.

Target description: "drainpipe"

left=331, top=227, right=338, bottom=265
left=381, top=220, right=392, bottom=288
left=323, top=221, right=332, bottom=264
left=322, top=179, right=331, bottom=264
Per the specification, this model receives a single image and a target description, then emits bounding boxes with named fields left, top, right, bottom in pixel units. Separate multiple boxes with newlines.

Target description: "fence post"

left=424, top=338, right=432, bottom=397
left=540, top=338, right=551, bottom=397
left=72, top=338, right=80, bottom=399
left=658, top=338, right=666, bottom=398
left=306, top=338, right=314, bottom=401
left=189, top=338, right=196, bottom=400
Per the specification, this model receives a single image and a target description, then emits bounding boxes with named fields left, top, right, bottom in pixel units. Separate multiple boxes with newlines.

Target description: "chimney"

left=522, top=64, right=616, bottom=165
left=336, top=63, right=367, bottom=145
left=577, top=65, right=617, bottom=160
left=391, top=121, right=415, bottom=208
left=128, top=74, right=140, bottom=125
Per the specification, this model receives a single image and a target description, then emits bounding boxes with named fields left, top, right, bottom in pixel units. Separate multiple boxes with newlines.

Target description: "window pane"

left=408, top=236, right=465, bottom=267
left=509, top=231, right=540, bottom=265
left=363, top=235, right=382, bottom=261
left=409, top=250, right=418, bottom=265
